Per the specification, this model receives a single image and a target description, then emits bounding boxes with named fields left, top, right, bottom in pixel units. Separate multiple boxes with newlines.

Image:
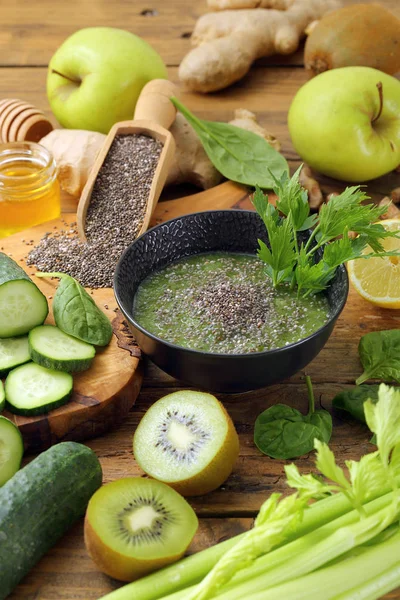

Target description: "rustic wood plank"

left=1, top=0, right=399, bottom=67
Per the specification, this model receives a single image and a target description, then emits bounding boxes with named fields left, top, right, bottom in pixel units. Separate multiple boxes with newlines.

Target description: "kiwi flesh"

left=133, top=391, right=239, bottom=496
left=84, top=477, right=198, bottom=582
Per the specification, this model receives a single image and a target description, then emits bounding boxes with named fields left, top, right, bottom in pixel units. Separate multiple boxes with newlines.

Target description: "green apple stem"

left=51, top=69, right=81, bottom=85
left=372, top=82, right=383, bottom=124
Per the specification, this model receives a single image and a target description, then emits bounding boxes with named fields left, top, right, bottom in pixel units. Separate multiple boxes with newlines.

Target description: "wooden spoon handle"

left=133, top=79, right=177, bottom=130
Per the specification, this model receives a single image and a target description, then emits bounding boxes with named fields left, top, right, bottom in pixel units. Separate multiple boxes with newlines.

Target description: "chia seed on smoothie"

left=133, top=252, right=331, bottom=354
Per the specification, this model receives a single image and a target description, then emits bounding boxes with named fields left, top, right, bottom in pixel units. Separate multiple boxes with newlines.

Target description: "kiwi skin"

left=134, top=393, right=240, bottom=497
left=84, top=517, right=189, bottom=582
left=84, top=478, right=198, bottom=582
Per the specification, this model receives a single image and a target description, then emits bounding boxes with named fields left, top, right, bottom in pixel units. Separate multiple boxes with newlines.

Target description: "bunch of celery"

left=101, top=384, right=400, bottom=600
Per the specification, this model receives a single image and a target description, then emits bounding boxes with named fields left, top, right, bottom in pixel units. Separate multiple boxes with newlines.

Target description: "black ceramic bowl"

left=114, top=210, right=349, bottom=392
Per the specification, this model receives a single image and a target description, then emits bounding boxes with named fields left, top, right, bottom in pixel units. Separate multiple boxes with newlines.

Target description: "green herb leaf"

left=314, top=440, right=351, bottom=490
left=346, top=452, right=388, bottom=506
left=252, top=186, right=280, bottom=229
left=332, top=385, right=380, bottom=424
left=254, top=377, right=332, bottom=460
left=36, top=272, right=113, bottom=346
left=250, top=169, right=400, bottom=296
left=364, top=384, right=400, bottom=468
left=171, top=98, right=289, bottom=188
left=285, top=463, right=333, bottom=500
left=256, top=212, right=297, bottom=287
left=273, top=166, right=311, bottom=231
left=294, top=247, right=333, bottom=296
left=357, top=330, right=400, bottom=385
left=317, top=187, right=376, bottom=244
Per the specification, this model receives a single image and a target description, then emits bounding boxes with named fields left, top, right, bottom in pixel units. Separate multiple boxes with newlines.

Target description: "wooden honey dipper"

left=0, top=99, right=53, bottom=143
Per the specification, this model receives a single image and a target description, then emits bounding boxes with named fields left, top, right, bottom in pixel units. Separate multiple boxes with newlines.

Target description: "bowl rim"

left=114, top=209, right=349, bottom=359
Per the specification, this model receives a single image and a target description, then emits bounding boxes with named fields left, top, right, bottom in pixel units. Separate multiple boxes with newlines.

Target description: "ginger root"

left=229, top=109, right=281, bottom=152
left=167, top=109, right=281, bottom=189
left=379, top=197, right=400, bottom=220
left=40, top=129, right=105, bottom=200
left=208, top=0, right=294, bottom=9
left=179, top=0, right=340, bottom=92
left=299, top=165, right=323, bottom=211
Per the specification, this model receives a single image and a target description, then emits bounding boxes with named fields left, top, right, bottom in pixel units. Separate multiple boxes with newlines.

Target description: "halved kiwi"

left=133, top=390, right=239, bottom=496
left=84, top=477, right=198, bottom=582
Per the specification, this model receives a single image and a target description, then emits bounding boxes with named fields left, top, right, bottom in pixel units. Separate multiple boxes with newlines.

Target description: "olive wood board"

left=0, top=225, right=143, bottom=452
left=0, top=181, right=252, bottom=451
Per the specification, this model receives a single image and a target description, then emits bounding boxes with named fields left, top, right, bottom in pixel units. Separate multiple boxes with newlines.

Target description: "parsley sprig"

left=253, top=166, right=400, bottom=297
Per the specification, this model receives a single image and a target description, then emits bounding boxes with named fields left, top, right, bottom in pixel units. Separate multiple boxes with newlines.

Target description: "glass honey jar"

left=0, top=142, right=60, bottom=238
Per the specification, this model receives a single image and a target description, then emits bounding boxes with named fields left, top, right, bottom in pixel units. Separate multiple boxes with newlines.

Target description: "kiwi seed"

left=133, top=391, right=240, bottom=497
left=155, top=408, right=210, bottom=463
left=115, top=493, right=177, bottom=546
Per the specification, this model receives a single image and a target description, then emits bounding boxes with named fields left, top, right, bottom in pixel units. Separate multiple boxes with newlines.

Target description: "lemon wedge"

left=348, top=219, right=400, bottom=308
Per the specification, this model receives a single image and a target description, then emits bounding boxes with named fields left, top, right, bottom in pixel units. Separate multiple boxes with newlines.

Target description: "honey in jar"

left=0, top=142, right=60, bottom=237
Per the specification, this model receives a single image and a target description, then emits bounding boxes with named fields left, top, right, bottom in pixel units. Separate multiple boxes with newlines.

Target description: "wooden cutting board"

left=1, top=181, right=251, bottom=452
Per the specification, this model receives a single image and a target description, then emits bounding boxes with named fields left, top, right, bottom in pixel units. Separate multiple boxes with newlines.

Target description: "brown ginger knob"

left=0, top=99, right=53, bottom=143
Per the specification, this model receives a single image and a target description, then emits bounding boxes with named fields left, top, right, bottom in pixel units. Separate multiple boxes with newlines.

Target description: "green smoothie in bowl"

left=133, top=252, right=330, bottom=355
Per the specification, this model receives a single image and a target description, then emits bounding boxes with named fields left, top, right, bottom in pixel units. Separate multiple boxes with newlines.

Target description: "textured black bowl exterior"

left=114, top=210, right=349, bottom=392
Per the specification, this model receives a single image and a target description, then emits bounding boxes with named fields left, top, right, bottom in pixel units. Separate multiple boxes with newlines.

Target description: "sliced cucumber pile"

left=0, top=382, right=4, bottom=413
left=0, top=416, right=23, bottom=486
left=29, top=325, right=95, bottom=373
left=5, top=363, right=73, bottom=416
left=0, top=253, right=48, bottom=338
left=0, top=336, right=30, bottom=377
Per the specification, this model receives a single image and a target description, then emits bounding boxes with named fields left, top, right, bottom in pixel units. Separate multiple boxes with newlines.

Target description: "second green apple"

left=47, top=27, right=168, bottom=134
left=288, top=66, right=400, bottom=182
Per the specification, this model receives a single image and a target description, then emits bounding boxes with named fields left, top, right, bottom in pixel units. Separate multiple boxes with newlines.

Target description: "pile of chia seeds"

left=135, top=253, right=330, bottom=354
left=27, top=134, right=162, bottom=288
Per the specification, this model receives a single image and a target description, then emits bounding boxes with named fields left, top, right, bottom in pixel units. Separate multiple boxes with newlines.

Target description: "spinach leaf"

left=36, top=272, right=113, bottom=346
left=357, top=330, right=400, bottom=385
left=254, top=376, right=332, bottom=460
left=170, top=97, right=288, bottom=189
left=333, top=385, right=380, bottom=424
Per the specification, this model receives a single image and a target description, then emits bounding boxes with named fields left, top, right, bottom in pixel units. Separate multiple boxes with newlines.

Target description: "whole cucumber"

left=0, top=441, right=102, bottom=599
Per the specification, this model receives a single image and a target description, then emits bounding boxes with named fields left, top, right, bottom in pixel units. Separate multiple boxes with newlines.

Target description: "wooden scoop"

left=77, top=79, right=177, bottom=242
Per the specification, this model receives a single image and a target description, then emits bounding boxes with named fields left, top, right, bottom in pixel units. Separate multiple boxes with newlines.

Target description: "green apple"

left=288, top=66, right=400, bottom=182
left=47, top=27, right=168, bottom=134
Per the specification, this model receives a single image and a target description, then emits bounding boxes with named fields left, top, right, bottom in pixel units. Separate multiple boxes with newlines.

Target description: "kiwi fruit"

left=84, top=477, right=198, bottom=582
left=133, top=390, right=239, bottom=496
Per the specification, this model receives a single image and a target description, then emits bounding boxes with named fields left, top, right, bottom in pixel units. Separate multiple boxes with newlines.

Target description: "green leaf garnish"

left=252, top=168, right=400, bottom=297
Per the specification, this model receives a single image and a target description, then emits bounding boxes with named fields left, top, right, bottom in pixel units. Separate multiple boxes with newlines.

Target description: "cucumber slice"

left=5, top=363, right=73, bottom=416
left=0, top=382, right=4, bottom=413
left=0, top=253, right=48, bottom=338
left=0, top=336, right=30, bottom=377
left=29, top=325, right=95, bottom=373
left=0, top=416, right=23, bottom=486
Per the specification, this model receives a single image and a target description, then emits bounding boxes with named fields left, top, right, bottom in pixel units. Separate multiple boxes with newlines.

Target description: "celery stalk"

left=241, top=527, right=400, bottom=600
left=205, top=498, right=400, bottom=600
left=162, top=492, right=394, bottom=600
left=99, top=491, right=359, bottom=600
left=333, top=565, right=400, bottom=600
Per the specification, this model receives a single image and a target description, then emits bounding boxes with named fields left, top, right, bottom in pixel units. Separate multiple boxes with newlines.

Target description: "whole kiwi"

left=305, top=4, right=400, bottom=77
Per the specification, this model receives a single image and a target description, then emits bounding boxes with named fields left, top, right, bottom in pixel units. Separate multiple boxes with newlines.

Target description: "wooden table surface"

left=4, top=0, right=400, bottom=598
